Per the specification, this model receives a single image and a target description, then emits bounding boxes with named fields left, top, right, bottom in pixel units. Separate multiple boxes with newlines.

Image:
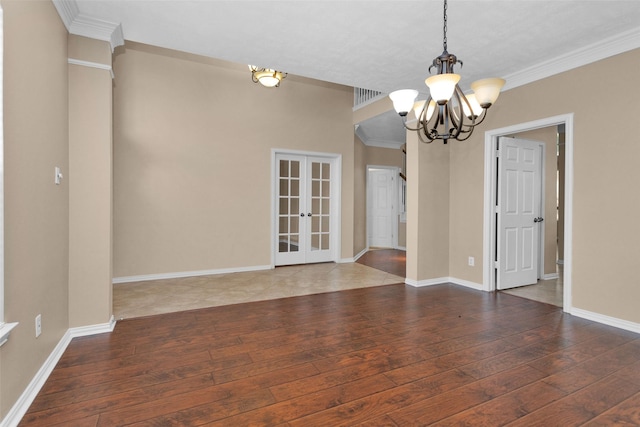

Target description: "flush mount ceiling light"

left=248, top=65, right=287, bottom=88
left=389, top=0, right=505, bottom=144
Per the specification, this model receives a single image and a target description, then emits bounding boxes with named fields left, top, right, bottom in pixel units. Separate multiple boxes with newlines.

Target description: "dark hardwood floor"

left=19, top=253, right=640, bottom=426
left=356, top=249, right=406, bottom=277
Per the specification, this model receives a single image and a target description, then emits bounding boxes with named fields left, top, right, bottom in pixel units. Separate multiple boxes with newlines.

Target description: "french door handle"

left=307, top=213, right=312, bottom=217
left=534, top=217, right=544, bottom=223
left=300, top=213, right=305, bottom=217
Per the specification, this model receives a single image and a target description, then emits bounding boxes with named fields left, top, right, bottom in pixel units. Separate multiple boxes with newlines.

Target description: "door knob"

left=300, top=213, right=305, bottom=217
left=307, top=213, right=312, bottom=217
left=534, top=217, right=544, bottom=223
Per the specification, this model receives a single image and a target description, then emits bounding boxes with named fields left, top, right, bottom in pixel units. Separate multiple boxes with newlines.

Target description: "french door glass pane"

left=309, top=160, right=330, bottom=253
left=278, top=159, right=302, bottom=254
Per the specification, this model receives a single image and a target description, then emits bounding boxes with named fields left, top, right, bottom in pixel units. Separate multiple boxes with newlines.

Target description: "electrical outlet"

left=35, top=314, right=42, bottom=338
left=468, top=256, right=475, bottom=267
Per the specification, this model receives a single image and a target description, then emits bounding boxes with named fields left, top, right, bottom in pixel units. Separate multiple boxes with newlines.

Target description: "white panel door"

left=497, top=137, right=543, bottom=290
left=368, top=168, right=396, bottom=248
left=275, top=154, right=335, bottom=266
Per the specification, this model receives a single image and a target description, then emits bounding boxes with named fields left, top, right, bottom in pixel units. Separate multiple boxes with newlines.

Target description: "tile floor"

left=114, top=251, right=563, bottom=319
left=113, top=262, right=405, bottom=319
left=501, top=266, right=564, bottom=307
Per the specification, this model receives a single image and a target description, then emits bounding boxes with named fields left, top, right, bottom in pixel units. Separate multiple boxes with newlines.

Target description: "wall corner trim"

left=0, top=318, right=115, bottom=427
left=336, top=248, right=369, bottom=264
left=52, top=0, right=124, bottom=52
left=68, top=58, right=115, bottom=79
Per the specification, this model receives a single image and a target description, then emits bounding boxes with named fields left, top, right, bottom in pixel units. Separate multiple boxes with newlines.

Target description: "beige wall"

left=1, top=0, right=69, bottom=417
left=68, top=35, right=113, bottom=327
left=407, top=135, right=451, bottom=282
left=113, top=43, right=354, bottom=277
left=447, top=48, right=640, bottom=323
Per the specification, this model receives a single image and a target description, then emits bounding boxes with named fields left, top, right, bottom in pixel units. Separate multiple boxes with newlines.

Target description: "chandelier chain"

left=443, top=0, right=448, bottom=51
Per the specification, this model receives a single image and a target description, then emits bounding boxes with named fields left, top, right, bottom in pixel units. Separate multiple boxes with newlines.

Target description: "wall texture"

left=1, top=0, right=69, bottom=417
left=68, top=35, right=113, bottom=327
left=113, top=42, right=354, bottom=278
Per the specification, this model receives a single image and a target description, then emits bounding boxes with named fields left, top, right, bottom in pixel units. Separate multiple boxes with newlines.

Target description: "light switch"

left=55, top=167, right=63, bottom=185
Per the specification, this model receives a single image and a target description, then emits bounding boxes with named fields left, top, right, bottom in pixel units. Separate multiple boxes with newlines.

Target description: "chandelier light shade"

left=389, top=89, right=419, bottom=117
left=389, top=0, right=505, bottom=143
left=248, top=65, right=287, bottom=88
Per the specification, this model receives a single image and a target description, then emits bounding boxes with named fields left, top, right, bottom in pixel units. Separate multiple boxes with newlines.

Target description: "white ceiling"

left=74, top=0, right=640, bottom=146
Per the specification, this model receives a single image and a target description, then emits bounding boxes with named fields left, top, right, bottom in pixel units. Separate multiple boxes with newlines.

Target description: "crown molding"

left=52, top=0, right=124, bottom=52
left=51, top=0, right=79, bottom=30
left=363, top=139, right=404, bottom=149
left=504, top=26, right=640, bottom=91
left=355, top=124, right=404, bottom=149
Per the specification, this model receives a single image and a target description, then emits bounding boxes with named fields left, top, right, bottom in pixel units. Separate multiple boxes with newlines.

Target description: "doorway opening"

left=483, top=114, right=573, bottom=313
left=366, top=166, right=399, bottom=250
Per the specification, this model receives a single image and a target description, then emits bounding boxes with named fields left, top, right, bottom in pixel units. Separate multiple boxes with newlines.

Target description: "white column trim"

left=68, top=58, right=115, bottom=79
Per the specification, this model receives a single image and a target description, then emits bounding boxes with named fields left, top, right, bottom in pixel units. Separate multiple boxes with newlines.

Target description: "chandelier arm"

left=448, top=92, right=464, bottom=140
left=457, top=87, right=477, bottom=128
left=400, top=114, right=425, bottom=132
left=417, top=96, right=438, bottom=143
left=402, top=121, right=424, bottom=132
left=470, top=108, right=489, bottom=127
left=418, top=130, right=435, bottom=144
left=453, top=128, right=475, bottom=142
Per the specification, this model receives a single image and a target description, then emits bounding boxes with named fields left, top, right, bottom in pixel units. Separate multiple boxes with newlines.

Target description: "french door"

left=275, top=153, right=337, bottom=266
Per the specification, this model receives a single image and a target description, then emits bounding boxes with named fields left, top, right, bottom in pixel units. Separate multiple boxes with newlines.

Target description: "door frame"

left=496, top=137, right=546, bottom=289
left=366, top=165, right=399, bottom=250
left=483, top=114, right=574, bottom=313
left=270, top=149, right=342, bottom=268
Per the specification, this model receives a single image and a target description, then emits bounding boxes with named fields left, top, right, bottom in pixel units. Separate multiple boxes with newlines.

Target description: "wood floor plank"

left=541, top=340, right=640, bottom=394
left=582, top=392, right=640, bottom=426
left=287, top=369, right=477, bottom=427
left=431, top=380, right=567, bottom=426
left=18, top=254, right=640, bottom=427
left=507, top=375, right=640, bottom=426
left=387, top=364, right=547, bottom=426
left=199, top=374, right=397, bottom=426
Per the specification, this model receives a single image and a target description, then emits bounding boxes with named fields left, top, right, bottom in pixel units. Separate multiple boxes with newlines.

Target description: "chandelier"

left=389, top=0, right=505, bottom=143
left=248, top=65, right=287, bottom=88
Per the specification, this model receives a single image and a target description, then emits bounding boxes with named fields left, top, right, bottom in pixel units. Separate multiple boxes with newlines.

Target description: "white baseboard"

left=543, top=273, right=560, bottom=280
left=112, top=265, right=272, bottom=284
left=449, top=277, right=484, bottom=291
left=570, top=307, right=640, bottom=334
left=405, top=276, right=483, bottom=291
left=341, top=246, right=407, bottom=264
left=0, top=316, right=116, bottom=427
left=338, top=247, right=368, bottom=263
